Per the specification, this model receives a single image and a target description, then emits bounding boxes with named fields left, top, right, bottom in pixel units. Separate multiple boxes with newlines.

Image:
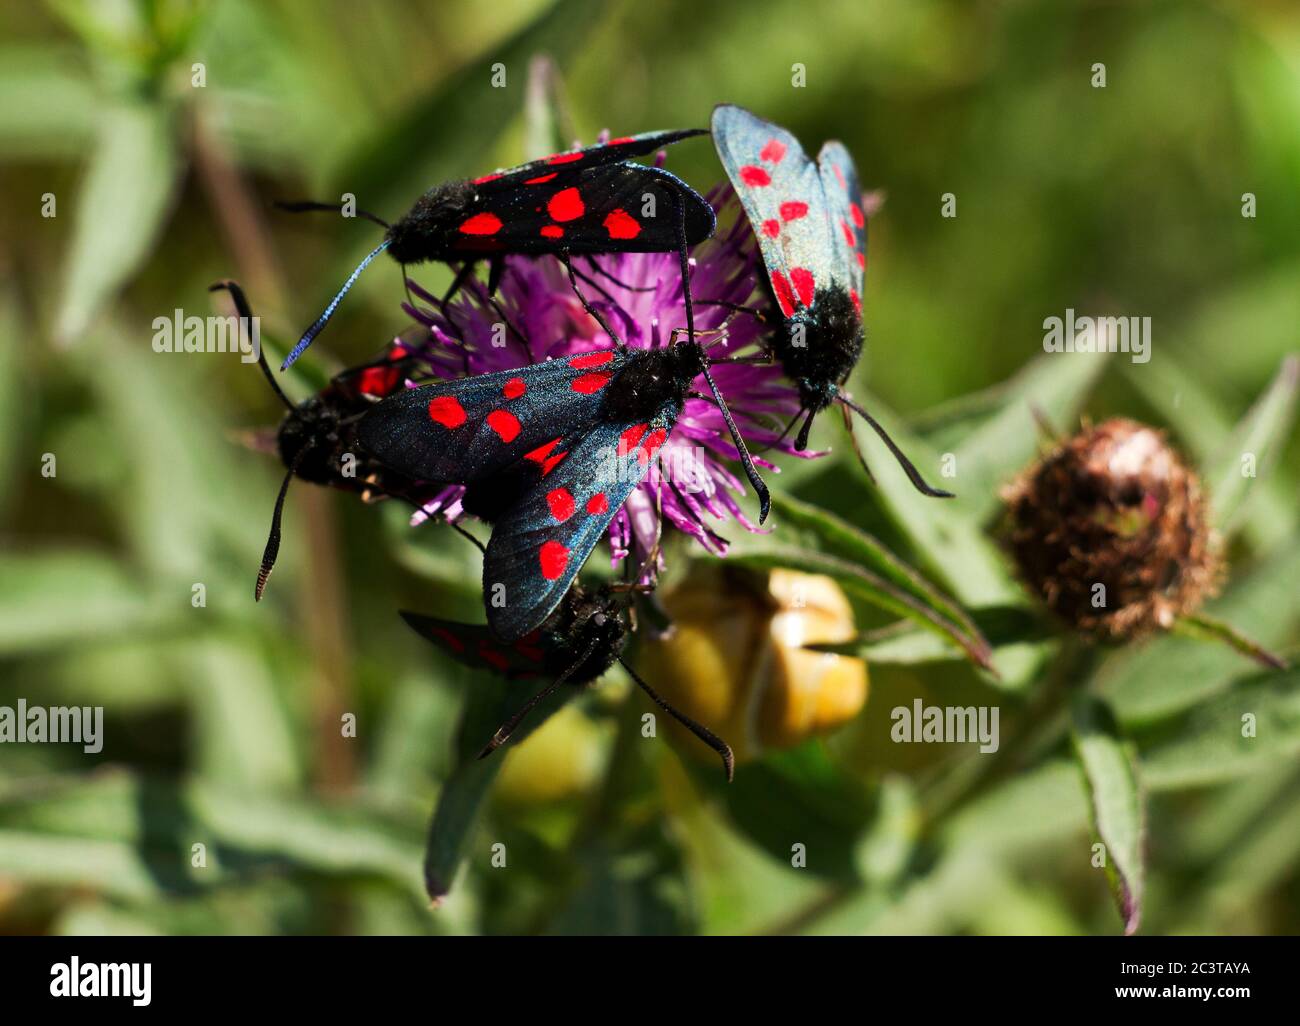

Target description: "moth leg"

left=583, top=255, right=655, bottom=292
left=560, top=251, right=624, bottom=347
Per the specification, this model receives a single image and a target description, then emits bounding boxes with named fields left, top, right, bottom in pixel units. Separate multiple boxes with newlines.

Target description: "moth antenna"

left=699, top=362, right=770, bottom=523
left=837, top=391, right=954, bottom=498
left=582, top=255, right=655, bottom=292
left=274, top=199, right=392, bottom=229
left=448, top=518, right=487, bottom=556
left=617, top=656, right=735, bottom=781
left=793, top=406, right=818, bottom=451
left=478, top=637, right=599, bottom=758
left=282, top=238, right=391, bottom=369
left=209, top=281, right=296, bottom=414
left=256, top=450, right=306, bottom=601
left=671, top=191, right=698, bottom=356
left=838, top=399, right=877, bottom=486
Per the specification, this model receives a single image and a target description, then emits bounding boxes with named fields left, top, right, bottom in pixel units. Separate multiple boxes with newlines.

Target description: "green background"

left=0, top=0, right=1297, bottom=935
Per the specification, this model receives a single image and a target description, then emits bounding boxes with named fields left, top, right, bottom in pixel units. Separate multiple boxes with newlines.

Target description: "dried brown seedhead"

left=1002, top=417, right=1221, bottom=642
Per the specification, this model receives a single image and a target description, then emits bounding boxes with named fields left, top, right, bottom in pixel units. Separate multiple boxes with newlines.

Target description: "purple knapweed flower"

left=394, top=186, right=818, bottom=576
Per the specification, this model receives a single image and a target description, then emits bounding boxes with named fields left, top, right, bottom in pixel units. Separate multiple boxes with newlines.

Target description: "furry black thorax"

left=772, top=284, right=863, bottom=414
left=384, top=179, right=480, bottom=264
left=540, top=587, right=629, bottom=684
left=601, top=344, right=708, bottom=424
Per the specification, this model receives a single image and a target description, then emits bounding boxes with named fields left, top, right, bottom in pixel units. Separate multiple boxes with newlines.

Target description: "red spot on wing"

left=358, top=365, right=400, bottom=396
left=428, top=395, right=467, bottom=428
left=790, top=267, right=816, bottom=307
left=546, top=487, right=576, bottom=522
left=608, top=136, right=635, bottom=145
left=770, top=271, right=796, bottom=317
left=833, top=164, right=847, bottom=189
left=429, top=626, right=464, bottom=654
left=486, top=409, right=521, bottom=443
left=586, top=493, right=609, bottom=515
left=459, top=212, right=503, bottom=235
left=850, top=202, right=865, bottom=228
left=526, top=438, right=568, bottom=477
left=503, top=377, right=526, bottom=399
left=739, top=165, right=771, bottom=187
left=540, top=225, right=564, bottom=239
left=841, top=219, right=855, bottom=247
left=762, top=219, right=781, bottom=238
left=515, top=643, right=545, bottom=663
left=539, top=540, right=570, bottom=580
left=524, top=172, right=558, bottom=185
left=478, top=642, right=510, bottom=672
left=603, top=208, right=641, bottom=240
left=546, top=151, right=584, bottom=165
left=780, top=201, right=808, bottom=222
left=857, top=251, right=866, bottom=270
left=570, top=351, right=614, bottom=369
left=473, top=173, right=502, bottom=185
left=618, top=423, right=648, bottom=456
left=571, top=371, right=612, bottom=394
left=850, top=289, right=862, bottom=315
left=637, top=428, right=668, bottom=466
left=760, top=138, right=787, bottom=163
left=547, top=187, right=585, bottom=222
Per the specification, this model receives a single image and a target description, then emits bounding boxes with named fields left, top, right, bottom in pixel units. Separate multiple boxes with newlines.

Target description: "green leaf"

left=821, top=604, right=1052, bottom=665
left=0, top=549, right=164, bottom=656
left=1172, top=612, right=1288, bottom=672
left=948, top=348, right=1111, bottom=523
left=1096, top=540, right=1300, bottom=725
left=831, top=392, right=1021, bottom=611
left=56, top=101, right=182, bottom=344
left=0, top=45, right=96, bottom=158
left=728, top=492, right=993, bottom=671
left=1206, top=354, right=1300, bottom=537
left=1138, top=668, right=1300, bottom=791
left=422, top=669, right=578, bottom=902
left=335, top=0, right=608, bottom=215
left=705, top=742, right=875, bottom=881
left=184, top=636, right=304, bottom=793
left=1070, top=696, right=1145, bottom=935
left=1124, top=356, right=1296, bottom=551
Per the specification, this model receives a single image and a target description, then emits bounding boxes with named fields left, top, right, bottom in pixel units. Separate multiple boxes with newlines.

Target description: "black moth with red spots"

left=281, top=129, right=716, bottom=369
left=358, top=339, right=769, bottom=645
left=401, top=585, right=735, bottom=778
left=711, top=104, right=952, bottom=498
left=210, top=281, right=432, bottom=602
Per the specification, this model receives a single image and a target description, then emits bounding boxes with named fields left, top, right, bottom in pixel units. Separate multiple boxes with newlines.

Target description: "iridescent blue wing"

left=452, top=128, right=715, bottom=256
left=483, top=405, right=679, bottom=642
left=357, top=349, right=626, bottom=484
left=711, top=104, right=836, bottom=317
left=471, top=129, right=707, bottom=190
left=452, top=163, right=715, bottom=256
left=816, top=141, right=867, bottom=315
left=399, top=611, right=558, bottom=679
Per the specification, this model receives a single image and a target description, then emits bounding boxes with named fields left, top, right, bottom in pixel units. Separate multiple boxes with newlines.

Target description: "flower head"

left=395, top=185, right=814, bottom=575
left=1001, top=417, right=1220, bottom=640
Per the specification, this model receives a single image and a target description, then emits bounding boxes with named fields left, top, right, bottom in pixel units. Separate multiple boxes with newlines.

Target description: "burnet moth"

left=402, top=585, right=735, bottom=779
left=710, top=104, right=952, bottom=498
left=279, top=129, right=716, bottom=369
left=210, top=281, right=431, bottom=601
left=358, top=334, right=771, bottom=644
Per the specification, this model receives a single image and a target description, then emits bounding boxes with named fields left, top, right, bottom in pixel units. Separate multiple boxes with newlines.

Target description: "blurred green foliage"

left=0, top=0, right=1297, bottom=936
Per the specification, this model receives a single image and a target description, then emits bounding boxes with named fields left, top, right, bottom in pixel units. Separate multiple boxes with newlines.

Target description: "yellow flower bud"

left=493, top=703, right=610, bottom=805
left=639, top=566, right=869, bottom=764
